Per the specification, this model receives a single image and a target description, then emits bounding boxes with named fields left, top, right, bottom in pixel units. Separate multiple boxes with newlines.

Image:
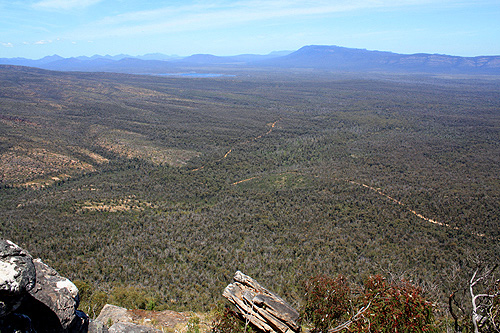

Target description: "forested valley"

left=0, top=65, right=498, bottom=329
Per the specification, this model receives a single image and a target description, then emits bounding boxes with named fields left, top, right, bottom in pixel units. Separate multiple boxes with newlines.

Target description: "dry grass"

left=0, top=146, right=94, bottom=186
left=92, top=126, right=200, bottom=167
left=71, top=147, right=109, bottom=164
left=77, top=196, right=155, bottom=213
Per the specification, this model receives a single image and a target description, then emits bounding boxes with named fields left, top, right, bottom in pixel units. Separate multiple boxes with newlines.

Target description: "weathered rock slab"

left=95, top=304, right=189, bottom=331
left=88, top=319, right=109, bottom=333
left=129, top=308, right=188, bottom=328
left=108, top=322, right=162, bottom=333
left=223, top=271, right=300, bottom=333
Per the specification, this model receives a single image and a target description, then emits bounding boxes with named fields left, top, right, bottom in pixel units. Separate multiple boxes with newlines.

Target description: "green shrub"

left=73, top=279, right=109, bottom=318
left=352, top=275, right=437, bottom=333
left=110, top=285, right=157, bottom=310
left=301, top=275, right=351, bottom=332
left=187, top=316, right=201, bottom=333
left=301, top=274, right=438, bottom=333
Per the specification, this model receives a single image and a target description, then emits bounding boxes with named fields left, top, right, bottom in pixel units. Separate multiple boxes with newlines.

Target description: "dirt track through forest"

left=191, top=119, right=280, bottom=172
left=233, top=173, right=485, bottom=236
left=193, top=120, right=486, bottom=238
left=345, top=180, right=465, bottom=231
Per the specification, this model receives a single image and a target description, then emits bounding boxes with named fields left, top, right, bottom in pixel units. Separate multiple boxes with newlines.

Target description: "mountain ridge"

left=1, top=45, right=499, bottom=74
left=255, top=45, right=500, bottom=73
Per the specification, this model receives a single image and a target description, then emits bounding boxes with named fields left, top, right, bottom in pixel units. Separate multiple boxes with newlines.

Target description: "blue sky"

left=1, top=0, right=499, bottom=59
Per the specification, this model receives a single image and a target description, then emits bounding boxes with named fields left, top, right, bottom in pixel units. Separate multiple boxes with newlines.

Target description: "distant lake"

left=151, top=73, right=236, bottom=78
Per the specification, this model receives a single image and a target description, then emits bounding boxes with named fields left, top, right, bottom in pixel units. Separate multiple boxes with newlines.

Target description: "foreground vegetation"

left=0, top=65, right=499, bottom=330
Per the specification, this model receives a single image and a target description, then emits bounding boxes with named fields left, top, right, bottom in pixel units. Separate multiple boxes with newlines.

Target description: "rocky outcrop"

left=0, top=239, right=88, bottom=332
left=0, top=239, right=36, bottom=318
left=1, top=239, right=190, bottom=333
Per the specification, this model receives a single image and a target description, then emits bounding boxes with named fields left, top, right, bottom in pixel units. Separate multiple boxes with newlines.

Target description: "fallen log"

left=223, top=271, right=300, bottom=333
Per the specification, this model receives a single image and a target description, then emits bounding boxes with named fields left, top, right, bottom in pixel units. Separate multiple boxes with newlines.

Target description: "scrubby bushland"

left=0, top=66, right=498, bottom=318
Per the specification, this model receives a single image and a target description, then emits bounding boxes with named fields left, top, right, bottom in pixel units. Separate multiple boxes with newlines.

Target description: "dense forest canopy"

left=0, top=65, right=498, bottom=313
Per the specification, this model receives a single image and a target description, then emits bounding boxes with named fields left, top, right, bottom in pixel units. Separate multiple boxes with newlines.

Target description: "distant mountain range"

left=1, top=45, right=499, bottom=74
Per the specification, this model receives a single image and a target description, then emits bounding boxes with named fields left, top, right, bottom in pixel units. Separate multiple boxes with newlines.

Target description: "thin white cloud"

left=2, top=42, right=14, bottom=47
left=72, top=1, right=362, bottom=39
left=33, top=0, right=102, bottom=10
left=67, top=0, right=487, bottom=41
left=34, top=39, right=52, bottom=44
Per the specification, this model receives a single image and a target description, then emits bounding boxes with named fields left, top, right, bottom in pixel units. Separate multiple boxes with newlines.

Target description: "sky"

left=1, top=0, right=499, bottom=59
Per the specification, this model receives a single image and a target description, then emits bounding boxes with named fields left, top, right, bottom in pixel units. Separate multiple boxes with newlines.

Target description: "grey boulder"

left=20, top=258, right=88, bottom=332
left=108, top=322, right=162, bottom=333
left=96, top=304, right=132, bottom=325
left=0, top=239, right=36, bottom=317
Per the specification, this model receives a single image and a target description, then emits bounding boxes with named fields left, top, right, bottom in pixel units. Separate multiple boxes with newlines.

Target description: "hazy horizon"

left=1, top=0, right=499, bottom=59
left=4, top=44, right=500, bottom=61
